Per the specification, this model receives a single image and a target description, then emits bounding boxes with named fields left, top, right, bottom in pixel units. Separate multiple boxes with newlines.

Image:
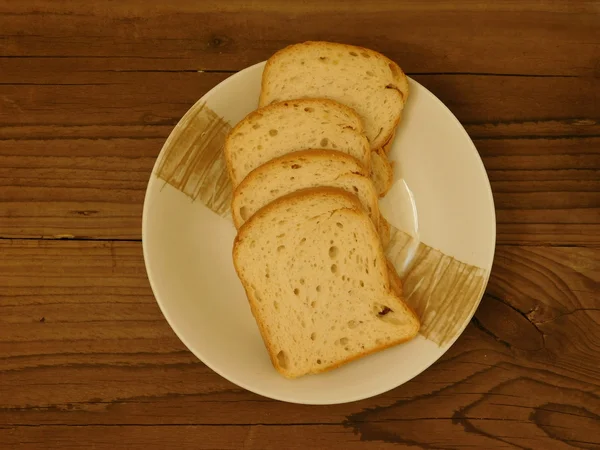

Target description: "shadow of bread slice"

left=233, top=188, right=420, bottom=378
left=259, top=41, right=409, bottom=151
left=232, top=149, right=384, bottom=232
left=224, top=99, right=370, bottom=188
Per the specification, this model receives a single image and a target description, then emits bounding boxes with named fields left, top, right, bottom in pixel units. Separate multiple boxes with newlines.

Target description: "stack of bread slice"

left=225, top=42, right=419, bottom=378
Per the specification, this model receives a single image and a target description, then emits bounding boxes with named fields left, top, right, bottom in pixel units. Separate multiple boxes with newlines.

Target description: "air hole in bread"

left=300, top=278, right=305, bottom=285
left=274, top=301, right=279, bottom=311
left=290, top=176, right=295, bottom=181
left=317, top=359, right=322, bottom=364
left=249, top=240, right=256, bottom=249
left=311, top=300, right=317, bottom=308
left=255, top=292, right=262, bottom=302
left=366, top=267, right=369, bottom=274
left=276, top=233, right=285, bottom=238
left=301, top=320, right=306, bottom=328
left=320, top=138, right=329, bottom=147
left=376, top=305, right=393, bottom=316
left=293, top=288, right=300, bottom=296
left=310, top=332, right=316, bottom=341
left=328, top=246, right=339, bottom=258
left=336, top=222, right=344, bottom=229
left=366, top=70, right=374, bottom=76
left=293, top=103, right=299, bottom=107
left=257, top=144, right=263, bottom=150
left=277, top=245, right=285, bottom=253
left=316, top=285, right=321, bottom=292
left=304, top=107, right=314, bottom=112
left=340, top=337, right=349, bottom=345
left=352, top=186, right=359, bottom=193
left=349, top=51, right=358, bottom=56
left=291, top=164, right=301, bottom=169
left=347, top=320, right=358, bottom=329
left=252, top=123, right=260, bottom=129
left=341, top=275, right=346, bottom=281
left=277, top=351, right=288, bottom=369
left=318, top=56, right=327, bottom=61
left=330, top=264, right=338, bottom=274
left=375, top=338, right=383, bottom=345
left=361, top=52, right=370, bottom=58
left=373, top=259, right=377, bottom=267
left=360, top=280, right=365, bottom=287
left=270, top=189, right=279, bottom=194
left=269, top=129, right=278, bottom=136
left=385, top=83, right=399, bottom=92
left=239, top=206, right=250, bottom=221
left=278, top=220, right=286, bottom=225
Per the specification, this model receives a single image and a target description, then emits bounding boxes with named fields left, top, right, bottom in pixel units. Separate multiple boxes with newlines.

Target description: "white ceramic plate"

left=142, top=62, right=496, bottom=404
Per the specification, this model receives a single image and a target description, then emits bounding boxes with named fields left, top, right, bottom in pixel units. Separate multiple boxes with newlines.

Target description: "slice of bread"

left=231, top=149, right=380, bottom=229
left=233, top=188, right=420, bottom=378
left=224, top=98, right=370, bottom=188
left=259, top=41, right=409, bottom=151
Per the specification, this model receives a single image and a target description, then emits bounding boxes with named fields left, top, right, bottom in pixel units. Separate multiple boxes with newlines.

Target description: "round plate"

left=142, top=61, right=496, bottom=404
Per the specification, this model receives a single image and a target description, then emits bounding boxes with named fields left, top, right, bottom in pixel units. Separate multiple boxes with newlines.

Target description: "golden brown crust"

left=232, top=188, right=365, bottom=378
left=310, top=333, right=419, bottom=377
left=232, top=188, right=419, bottom=379
left=224, top=98, right=370, bottom=186
left=386, top=259, right=404, bottom=298
left=381, top=130, right=396, bottom=155
left=371, top=148, right=394, bottom=197
left=259, top=41, right=409, bottom=150
left=261, top=41, right=409, bottom=103
left=234, top=186, right=364, bottom=253
left=231, top=149, right=370, bottom=228
left=378, top=216, right=391, bottom=249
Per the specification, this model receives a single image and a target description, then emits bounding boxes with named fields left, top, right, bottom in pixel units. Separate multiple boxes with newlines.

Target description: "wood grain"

left=1, top=134, right=597, bottom=243
left=2, top=1, right=599, bottom=448
left=1, top=1, right=598, bottom=76
left=0, top=71, right=598, bottom=242
left=0, top=240, right=598, bottom=448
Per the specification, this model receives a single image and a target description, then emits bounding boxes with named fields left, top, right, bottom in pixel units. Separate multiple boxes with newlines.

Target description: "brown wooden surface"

left=1, top=1, right=599, bottom=449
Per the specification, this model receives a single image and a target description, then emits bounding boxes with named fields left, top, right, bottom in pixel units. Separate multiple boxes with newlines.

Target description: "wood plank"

left=0, top=70, right=597, bottom=137
left=0, top=1, right=598, bottom=76
left=0, top=239, right=598, bottom=450
left=1, top=136, right=597, bottom=244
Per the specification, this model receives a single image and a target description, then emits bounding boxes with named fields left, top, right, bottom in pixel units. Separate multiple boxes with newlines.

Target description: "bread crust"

left=231, top=149, right=374, bottom=228
left=224, top=98, right=371, bottom=186
left=232, top=188, right=420, bottom=378
left=259, top=41, right=409, bottom=150
left=371, top=147, right=394, bottom=197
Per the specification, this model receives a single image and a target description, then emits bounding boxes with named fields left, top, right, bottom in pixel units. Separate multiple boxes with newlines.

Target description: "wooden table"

left=1, top=2, right=599, bottom=449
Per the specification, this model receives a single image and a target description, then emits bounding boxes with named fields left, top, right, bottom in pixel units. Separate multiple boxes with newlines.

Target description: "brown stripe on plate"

left=386, top=226, right=487, bottom=347
left=155, top=102, right=233, bottom=217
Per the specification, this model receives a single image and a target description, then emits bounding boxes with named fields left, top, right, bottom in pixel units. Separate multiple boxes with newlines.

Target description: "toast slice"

left=224, top=98, right=370, bottom=188
left=259, top=41, right=409, bottom=151
left=233, top=188, right=420, bottom=378
left=231, top=149, right=380, bottom=229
